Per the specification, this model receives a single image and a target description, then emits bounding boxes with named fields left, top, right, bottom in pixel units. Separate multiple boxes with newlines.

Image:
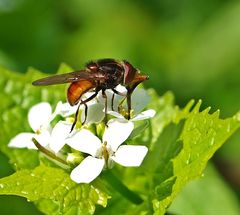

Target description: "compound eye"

left=123, top=61, right=136, bottom=85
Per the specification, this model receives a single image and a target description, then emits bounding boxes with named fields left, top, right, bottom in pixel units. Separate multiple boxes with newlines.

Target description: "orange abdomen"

left=67, top=80, right=94, bottom=106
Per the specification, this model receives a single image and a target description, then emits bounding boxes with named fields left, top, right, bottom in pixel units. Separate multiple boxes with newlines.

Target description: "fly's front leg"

left=111, top=88, right=127, bottom=113
left=126, top=86, right=135, bottom=120
left=126, top=92, right=132, bottom=120
left=102, top=89, right=108, bottom=124
left=111, top=93, right=115, bottom=111
left=125, top=73, right=149, bottom=120
left=70, top=89, right=100, bottom=132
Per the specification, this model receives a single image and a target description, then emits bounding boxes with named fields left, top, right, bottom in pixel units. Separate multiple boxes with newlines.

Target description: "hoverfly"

left=32, top=59, right=148, bottom=131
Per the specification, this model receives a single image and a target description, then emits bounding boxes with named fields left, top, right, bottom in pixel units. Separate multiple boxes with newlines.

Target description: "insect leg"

left=125, top=74, right=149, bottom=119
left=102, top=89, right=108, bottom=124
left=70, top=102, right=81, bottom=132
left=126, top=91, right=132, bottom=120
left=82, top=103, right=88, bottom=125
left=112, top=88, right=126, bottom=96
left=70, top=90, right=100, bottom=132
left=111, top=93, right=115, bottom=111
left=126, top=85, right=136, bottom=120
left=111, top=88, right=127, bottom=112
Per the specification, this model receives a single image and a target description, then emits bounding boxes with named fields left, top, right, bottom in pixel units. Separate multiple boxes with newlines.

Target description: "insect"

left=32, top=59, right=149, bottom=131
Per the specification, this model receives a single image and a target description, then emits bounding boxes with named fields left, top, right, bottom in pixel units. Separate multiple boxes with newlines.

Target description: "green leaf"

left=117, top=91, right=240, bottom=214
left=168, top=163, right=240, bottom=215
left=149, top=101, right=240, bottom=214
left=0, top=165, right=109, bottom=215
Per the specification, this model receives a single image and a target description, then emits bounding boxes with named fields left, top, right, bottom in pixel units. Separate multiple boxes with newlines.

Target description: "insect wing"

left=32, top=70, right=91, bottom=86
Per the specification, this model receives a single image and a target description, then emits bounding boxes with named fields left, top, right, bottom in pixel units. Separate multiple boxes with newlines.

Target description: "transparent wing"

left=32, top=70, right=92, bottom=86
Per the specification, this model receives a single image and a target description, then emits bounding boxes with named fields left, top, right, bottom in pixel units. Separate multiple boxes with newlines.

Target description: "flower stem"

left=102, top=170, right=143, bottom=205
left=32, top=138, right=69, bottom=168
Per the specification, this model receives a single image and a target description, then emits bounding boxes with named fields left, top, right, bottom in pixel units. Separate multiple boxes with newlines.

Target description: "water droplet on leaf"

left=210, top=138, right=215, bottom=146
left=234, top=112, right=240, bottom=122
left=21, top=190, right=28, bottom=195
left=226, top=124, right=231, bottom=132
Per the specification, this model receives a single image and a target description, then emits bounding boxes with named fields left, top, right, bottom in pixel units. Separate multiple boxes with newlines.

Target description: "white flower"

left=57, top=92, right=105, bottom=125
left=108, top=109, right=156, bottom=122
left=65, top=119, right=148, bottom=183
left=48, top=120, right=73, bottom=153
left=80, top=102, right=105, bottom=125
left=107, top=89, right=156, bottom=127
left=8, top=102, right=54, bottom=149
left=97, top=85, right=127, bottom=112
left=8, top=97, right=108, bottom=153
left=98, top=86, right=155, bottom=120
left=55, top=101, right=78, bottom=118
left=8, top=101, right=74, bottom=151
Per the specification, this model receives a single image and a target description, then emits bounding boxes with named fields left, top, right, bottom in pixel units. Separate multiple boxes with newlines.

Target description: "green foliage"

left=0, top=67, right=240, bottom=214
left=0, top=165, right=108, bottom=215
left=148, top=101, right=240, bottom=214
left=169, top=164, right=240, bottom=215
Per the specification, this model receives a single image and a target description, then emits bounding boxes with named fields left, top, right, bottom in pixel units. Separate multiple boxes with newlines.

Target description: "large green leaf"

left=0, top=165, right=108, bottom=215
left=110, top=89, right=240, bottom=214
left=148, top=101, right=240, bottom=214
left=169, top=163, right=240, bottom=215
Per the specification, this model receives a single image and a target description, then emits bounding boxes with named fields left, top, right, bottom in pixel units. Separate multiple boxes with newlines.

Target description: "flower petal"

left=131, top=109, right=156, bottom=121
left=81, top=103, right=105, bottom=124
left=49, top=121, right=72, bottom=153
left=131, top=88, right=150, bottom=114
left=66, top=129, right=101, bottom=156
left=54, top=101, right=78, bottom=118
left=34, top=130, right=51, bottom=148
left=98, top=85, right=127, bottom=112
left=28, top=102, right=52, bottom=132
left=70, top=156, right=105, bottom=183
left=103, top=119, right=134, bottom=151
left=115, top=85, right=127, bottom=94
left=8, top=132, right=37, bottom=149
left=112, top=145, right=148, bottom=167
left=107, top=111, right=125, bottom=119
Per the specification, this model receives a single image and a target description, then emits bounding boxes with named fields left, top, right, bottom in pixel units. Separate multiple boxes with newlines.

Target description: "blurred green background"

left=0, top=0, right=240, bottom=214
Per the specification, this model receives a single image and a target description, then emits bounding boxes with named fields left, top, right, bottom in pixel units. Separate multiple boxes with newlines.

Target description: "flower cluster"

left=9, top=86, right=155, bottom=184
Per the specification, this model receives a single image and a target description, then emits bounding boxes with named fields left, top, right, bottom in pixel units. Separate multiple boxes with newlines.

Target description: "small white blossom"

left=97, top=85, right=127, bottom=112
left=59, top=92, right=105, bottom=125
left=108, top=109, right=156, bottom=122
left=98, top=86, right=155, bottom=121
left=8, top=102, right=53, bottom=149
left=80, top=102, right=105, bottom=125
left=107, top=88, right=156, bottom=126
left=8, top=101, right=73, bottom=152
left=48, top=120, right=72, bottom=153
left=55, top=101, right=78, bottom=118
left=65, top=119, right=148, bottom=183
left=54, top=90, right=107, bottom=126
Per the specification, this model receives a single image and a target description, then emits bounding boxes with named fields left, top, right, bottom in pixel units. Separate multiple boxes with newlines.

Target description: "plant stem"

left=32, top=138, right=68, bottom=166
left=102, top=170, right=143, bottom=205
